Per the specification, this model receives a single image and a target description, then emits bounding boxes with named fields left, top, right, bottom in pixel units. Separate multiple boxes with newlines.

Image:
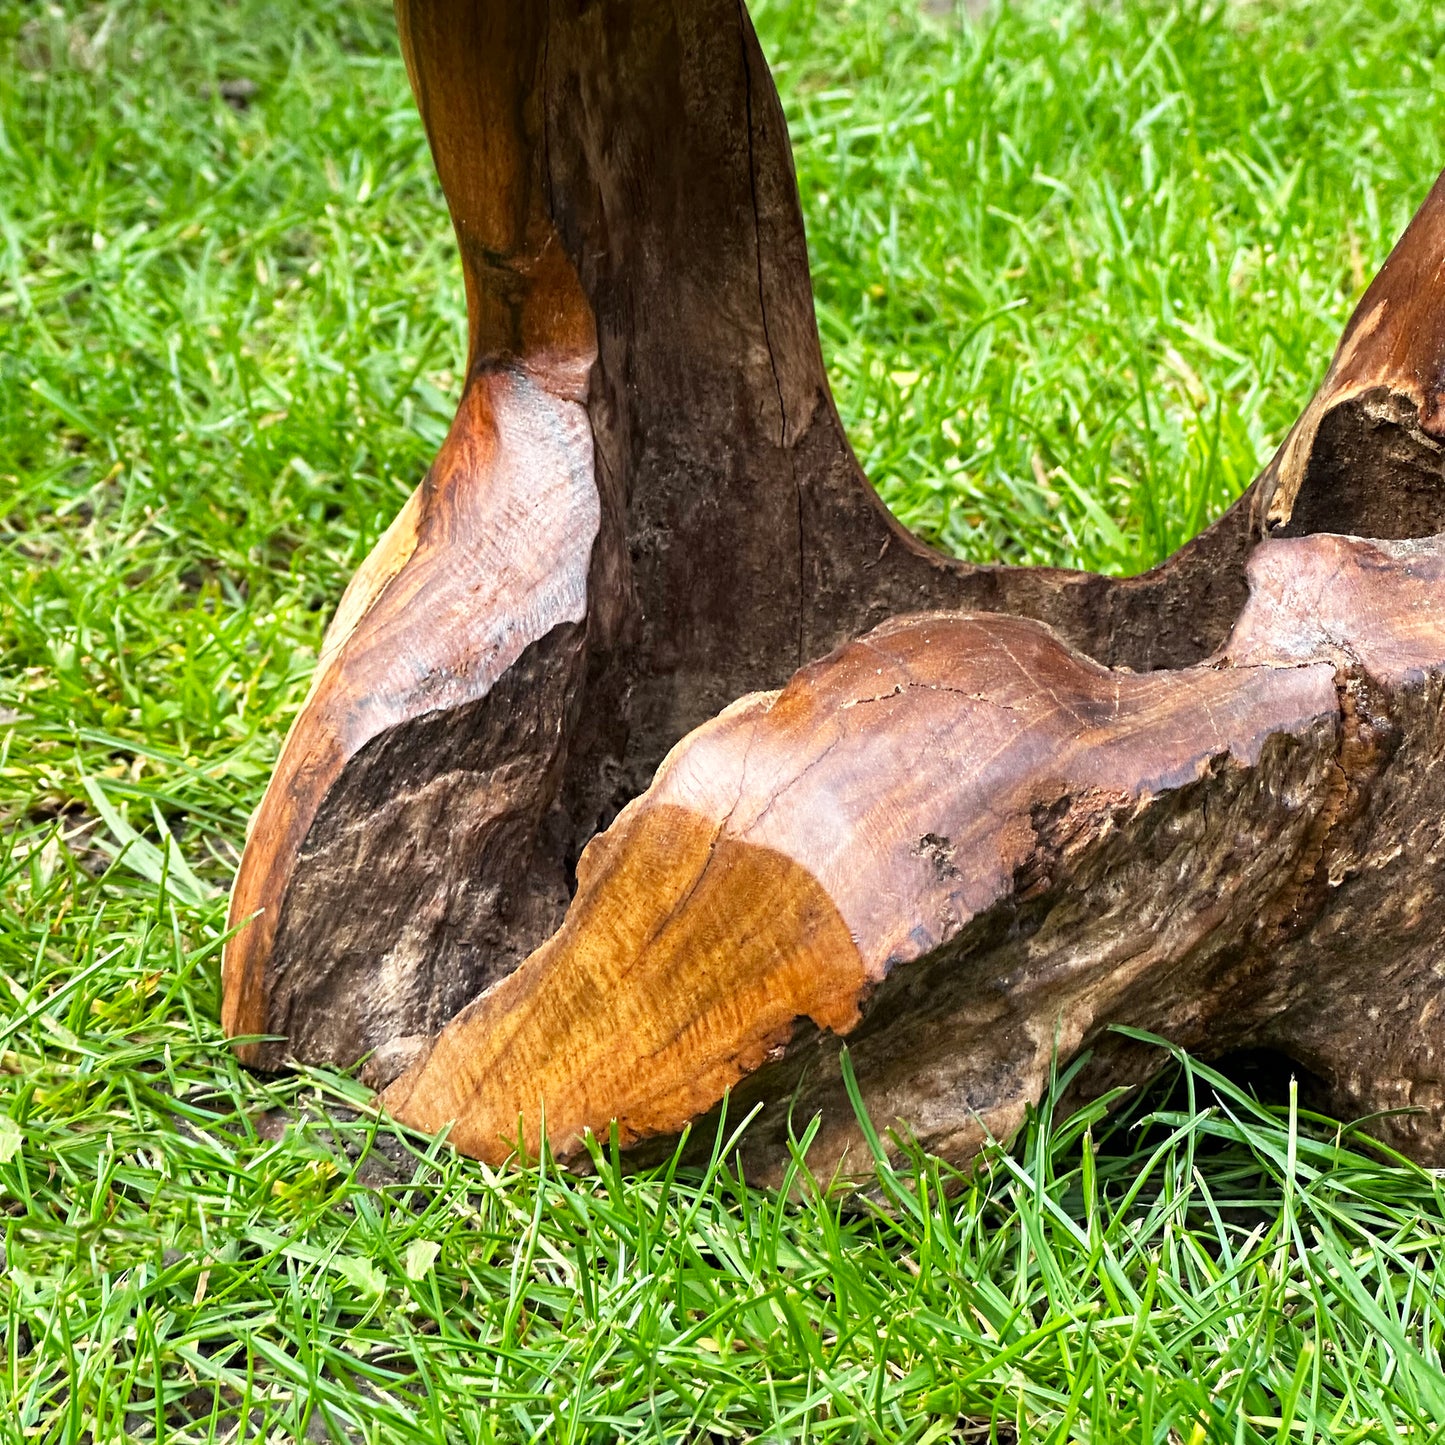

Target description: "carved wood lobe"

left=386, top=532, right=1445, bottom=1181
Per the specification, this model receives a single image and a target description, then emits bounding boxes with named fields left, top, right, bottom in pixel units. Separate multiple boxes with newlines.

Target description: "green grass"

left=4, top=0, right=1445, bottom=1438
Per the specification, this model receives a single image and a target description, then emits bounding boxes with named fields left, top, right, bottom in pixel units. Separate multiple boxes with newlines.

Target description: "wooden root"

left=223, top=0, right=1445, bottom=1179
left=386, top=531, right=1445, bottom=1181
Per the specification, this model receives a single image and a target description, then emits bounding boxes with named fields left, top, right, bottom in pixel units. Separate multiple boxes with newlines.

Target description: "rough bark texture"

left=224, top=0, right=1445, bottom=1177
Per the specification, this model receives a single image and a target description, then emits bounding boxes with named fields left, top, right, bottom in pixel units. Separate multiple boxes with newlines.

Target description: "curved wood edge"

left=384, top=531, right=1445, bottom=1181
left=222, top=0, right=1445, bottom=1075
left=223, top=3, right=600, bottom=1059
left=1264, top=170, right=1445, bottom=538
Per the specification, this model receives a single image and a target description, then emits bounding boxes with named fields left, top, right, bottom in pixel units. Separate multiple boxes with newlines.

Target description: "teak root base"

left=223, top=0, right=1445, bottom=1185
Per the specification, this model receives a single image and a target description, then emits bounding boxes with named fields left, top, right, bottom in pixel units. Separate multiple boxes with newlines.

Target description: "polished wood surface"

left=224, top=0, right=1445, bottom=1175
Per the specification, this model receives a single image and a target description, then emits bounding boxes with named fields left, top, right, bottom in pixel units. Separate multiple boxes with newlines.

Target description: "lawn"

left=4, top=0, right=1445, bottom=1439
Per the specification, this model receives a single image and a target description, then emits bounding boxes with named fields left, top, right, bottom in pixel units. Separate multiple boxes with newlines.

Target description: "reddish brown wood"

left=223, top=0, right=1445, bottom=1175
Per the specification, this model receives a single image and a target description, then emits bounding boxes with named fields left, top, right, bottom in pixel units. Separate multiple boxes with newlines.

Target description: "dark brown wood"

left=224, top=0, right=1445, bottom=1174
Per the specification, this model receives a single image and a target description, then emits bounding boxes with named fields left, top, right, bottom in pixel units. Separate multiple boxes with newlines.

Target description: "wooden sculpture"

left=223, top=0, right=1445, bottom=1184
